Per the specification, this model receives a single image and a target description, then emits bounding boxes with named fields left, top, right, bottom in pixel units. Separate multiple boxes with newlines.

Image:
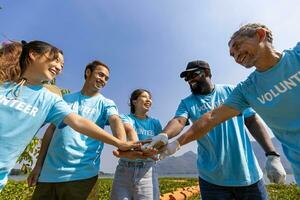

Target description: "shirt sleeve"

left=155, top=119, right=163, bottom=134
left=242, top=107, right=256, bottom=118
left=45, top=97, right=73, bottom=127
left=293, top=42, right=300, bottom=52
left=104, top=99, right=119, bottom=125
left=175, top=100, right=189, bottom=119
left=223, top=82, right=251, bottom=113
left=292, top=42, right=300, bottom=61
left=120, top=114, right=131, bottom=124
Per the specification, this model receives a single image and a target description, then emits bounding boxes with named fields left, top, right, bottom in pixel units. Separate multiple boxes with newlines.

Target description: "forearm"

left=245, top=115, right=276, bottom=153
left=126, top=129, right=139, bottom=142
left=177, top=105, right=238, bottom=146
left=163, top=118, right=185, bottom=139
left=64, top=113, right=121, bottom=147
left=177, top=112, right=214, bottom=146
left=35, top=124, right=55, bottom=167
left=109, top=115, right=127, bottom=141
left=160, top=106, right=240, bottom=159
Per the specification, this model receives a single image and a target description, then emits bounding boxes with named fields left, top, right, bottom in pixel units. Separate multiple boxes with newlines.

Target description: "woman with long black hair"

left=0, top=41, right=136, bottom=191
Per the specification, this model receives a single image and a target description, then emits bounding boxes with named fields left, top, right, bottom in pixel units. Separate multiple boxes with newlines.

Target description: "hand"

left=113, top=149, right=158, bottom=160
left=159, top=140, right=180, bottom=160
left=141, top=133, right=168, bottom=152
left=27, top=165, right=42, bottom=187
left=265, top=155, right=286, bottom=184
left=132, top=139, right=151, bottom=151
left=118, top=141, right=141, bottom=151
left=139, top=138, right=152, bottom=145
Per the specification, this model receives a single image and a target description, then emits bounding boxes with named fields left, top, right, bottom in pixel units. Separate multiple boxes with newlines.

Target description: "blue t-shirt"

left=175, top=84, right=262, bottom=186
left=120, top=113, right=162, bottom=162
left=224, top=42, right=300, bottom=184
left=0, top=83, right=71, bottom=189
left=38, top=92, right=119, bottom=182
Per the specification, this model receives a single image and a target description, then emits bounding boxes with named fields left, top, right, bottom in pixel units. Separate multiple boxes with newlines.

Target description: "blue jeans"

left=110, top=160, right=159, bottom=200
left=199, top=177, right=268, bottom=200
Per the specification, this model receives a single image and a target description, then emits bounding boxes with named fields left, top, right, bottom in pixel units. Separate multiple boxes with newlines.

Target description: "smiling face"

left=229, top=35, right=262, bottom=68
left=184, top=69, right=212, bottom=95
left=28, top=51, right=64, bottom=82
left=85, top=65, right=110, bottom=92
left=133, top=91, right=152, bottom=114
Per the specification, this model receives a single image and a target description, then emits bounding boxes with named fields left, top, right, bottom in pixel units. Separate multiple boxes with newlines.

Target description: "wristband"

left=265, top=151, right=280, bottom=157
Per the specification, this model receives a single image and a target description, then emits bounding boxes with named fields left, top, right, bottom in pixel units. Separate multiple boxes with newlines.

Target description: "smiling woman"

left=0, top=41, right=63, bottom=84
left=0, top=41, right=137, bottom=191
left=111, top=89, right=163, bottom=200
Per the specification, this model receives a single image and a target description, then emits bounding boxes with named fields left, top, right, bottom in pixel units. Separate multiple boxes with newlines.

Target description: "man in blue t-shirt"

left=28, top=60, right=127, bottom=199
left=159, top=23, right=300, bottom=186
left=160, top=60, right=286, bottom=200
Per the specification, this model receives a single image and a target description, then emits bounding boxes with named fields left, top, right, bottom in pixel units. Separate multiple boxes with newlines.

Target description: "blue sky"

left=2, top=0, right=300, bottom=172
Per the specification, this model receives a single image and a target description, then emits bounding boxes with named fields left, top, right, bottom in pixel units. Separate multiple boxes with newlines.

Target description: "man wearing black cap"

left=157, top=60, right=286, bottom=200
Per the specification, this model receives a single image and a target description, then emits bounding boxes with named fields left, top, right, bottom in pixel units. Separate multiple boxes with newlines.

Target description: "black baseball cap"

left=180, top=60, right=210, bottom=78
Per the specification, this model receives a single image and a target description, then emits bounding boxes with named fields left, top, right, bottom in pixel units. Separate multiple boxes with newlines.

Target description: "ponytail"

left=0, top=41, right=22, bottom=83
left=0, top=40, right=63, bottom=84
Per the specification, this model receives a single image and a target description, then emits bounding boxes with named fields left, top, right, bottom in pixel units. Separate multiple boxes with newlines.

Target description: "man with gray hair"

left=158, top=23, right=300, bottom=186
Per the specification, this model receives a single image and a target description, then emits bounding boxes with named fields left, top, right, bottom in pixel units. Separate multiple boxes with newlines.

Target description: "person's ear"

left=132, top=100, right=137, bottom=106
left=204, top=69, right=211, bottom=77
left=85, top=68, right=92, bottom=79
left=29, top=51, right=39, bottom=61
left=256, top=28, right=267, bottom=42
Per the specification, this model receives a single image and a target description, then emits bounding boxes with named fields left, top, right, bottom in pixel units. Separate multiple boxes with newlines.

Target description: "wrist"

left=115, top=138, right=123, bottom=149
left=174, top=140, right=181, bottom=149
left=265, top=151, right=280, bottom=157
left=177, top=137, right=184, bottom=146
left=160, top=132, right=168, bottom=138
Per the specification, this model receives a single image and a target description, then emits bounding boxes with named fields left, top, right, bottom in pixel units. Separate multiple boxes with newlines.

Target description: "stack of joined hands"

left=113, top=134, right=286, bottom=184
left=113, top=133, right=179, bottom=160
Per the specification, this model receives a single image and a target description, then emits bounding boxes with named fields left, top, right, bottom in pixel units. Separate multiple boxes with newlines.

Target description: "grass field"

left=1, top=178, right=299, bottom=200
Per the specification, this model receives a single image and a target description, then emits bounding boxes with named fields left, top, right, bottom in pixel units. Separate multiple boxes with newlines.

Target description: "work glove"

left=265, top=155, right=286, bottom=184
left=141, top=133, right=168, bottom=152
left=159, top=140, right=181, bottom=160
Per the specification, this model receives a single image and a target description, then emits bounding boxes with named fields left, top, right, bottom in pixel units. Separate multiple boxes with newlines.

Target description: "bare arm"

left=177, top=105, right=240, bottom=146
left=64, top=113, right=136, bottom=150
left=245, top=114, right=286, bottom=183
left=163, top=117, right=187, bottom=139
left=109, top=115, right=127, bottom=141
left=124, top=123, right=139, bottom=142
left=35, top=124, right=56, bottom=167
left=27, top=124, right=56, bottom=186
left=244, top=114, right=276, bottom=153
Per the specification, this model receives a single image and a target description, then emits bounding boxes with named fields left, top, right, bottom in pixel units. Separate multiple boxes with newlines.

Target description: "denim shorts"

left=110, top=160, right=159, bottom=200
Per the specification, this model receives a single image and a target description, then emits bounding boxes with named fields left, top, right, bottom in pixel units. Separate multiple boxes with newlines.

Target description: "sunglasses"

left=184, top=70, right=205, bottom=82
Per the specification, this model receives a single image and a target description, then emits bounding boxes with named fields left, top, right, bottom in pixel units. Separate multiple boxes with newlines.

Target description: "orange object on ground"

left=160, top=185, right=200, bottom=200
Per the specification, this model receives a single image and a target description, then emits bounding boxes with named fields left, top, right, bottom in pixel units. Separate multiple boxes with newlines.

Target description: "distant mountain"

left=157, top=151, right=197, bottom=175
left=157, top=138, right=292, bottom=175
